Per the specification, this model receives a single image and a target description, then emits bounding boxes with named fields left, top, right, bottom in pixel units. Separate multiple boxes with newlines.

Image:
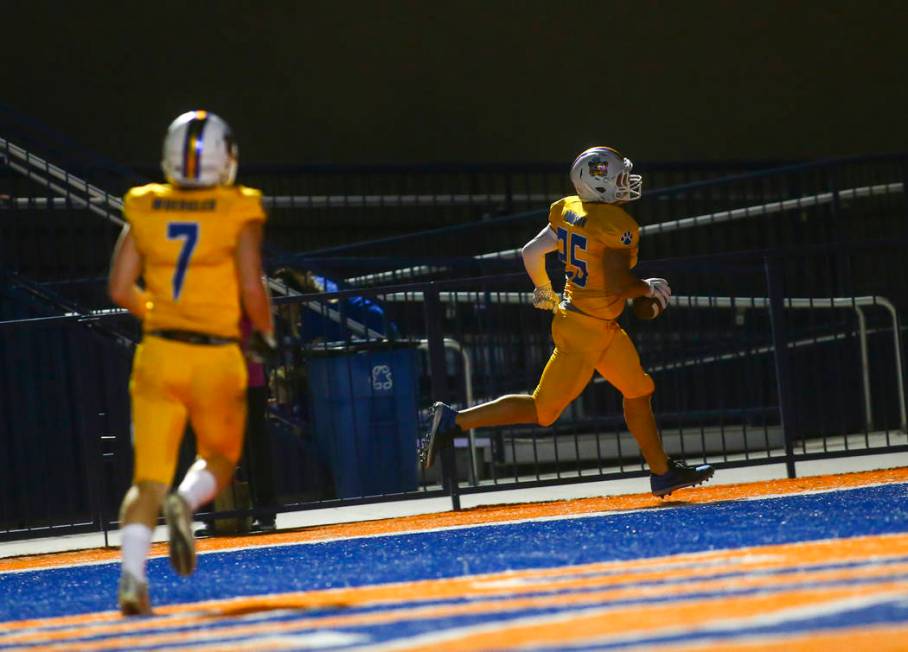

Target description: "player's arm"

left=521, top=225, right=560, bottom=310
left=108, top=225, right=149, bottom=319
left=235, top=221, right=274, bottom=338
left=601, top=248, right=672, bottom=307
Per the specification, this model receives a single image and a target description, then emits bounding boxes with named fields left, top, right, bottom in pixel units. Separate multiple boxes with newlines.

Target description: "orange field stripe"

left=34, top=583, right=906, bottom=652
left=7, top=558, right=908, bottom=646
left=8, top=566, right=908, bottom=648
left=3, top=467, right=906, bottom=574
left=6, top=531, right=908, bottom=637
left=392, top=587, right=908, bottom=652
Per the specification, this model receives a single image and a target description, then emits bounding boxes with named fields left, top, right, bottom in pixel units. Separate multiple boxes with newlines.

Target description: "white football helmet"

left=569, top=146, right=642, bottom=203
left=161, top=110, right=238, bottom=188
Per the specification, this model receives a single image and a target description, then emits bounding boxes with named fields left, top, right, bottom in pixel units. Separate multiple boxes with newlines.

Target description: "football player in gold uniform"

left=108, top=111, right=275, bottom=615
left=419, top=147, right=714, bottom=496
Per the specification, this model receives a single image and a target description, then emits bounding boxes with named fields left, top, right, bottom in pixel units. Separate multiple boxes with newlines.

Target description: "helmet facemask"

left=614, top=158, right=642, bottom=202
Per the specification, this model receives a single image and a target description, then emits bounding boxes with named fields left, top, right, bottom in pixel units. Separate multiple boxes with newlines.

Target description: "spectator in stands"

left=273, top=266, right=398, bottom=344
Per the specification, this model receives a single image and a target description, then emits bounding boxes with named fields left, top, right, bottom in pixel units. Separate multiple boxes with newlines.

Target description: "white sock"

left=177, top=467, right=218, bottom=511
left=120, top=523, right=152, bottom=582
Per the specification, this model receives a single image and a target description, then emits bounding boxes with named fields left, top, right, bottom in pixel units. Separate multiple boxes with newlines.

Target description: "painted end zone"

left=0, top=467, right=906, bottom=650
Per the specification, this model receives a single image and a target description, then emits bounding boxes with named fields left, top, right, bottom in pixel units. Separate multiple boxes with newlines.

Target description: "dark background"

left=3, top=0, right=907, bottom=166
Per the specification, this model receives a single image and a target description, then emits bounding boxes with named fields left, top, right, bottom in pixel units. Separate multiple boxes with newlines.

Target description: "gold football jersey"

left=123, top=183, right=266, bottom=339
left=548, top=196, right=640, bottom=320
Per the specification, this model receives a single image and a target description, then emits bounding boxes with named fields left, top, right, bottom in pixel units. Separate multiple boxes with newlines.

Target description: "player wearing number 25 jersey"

left=540, top=194, right=653, bottom=402
left=109, top=111, right=274, bottom=616
left=419, top=146, right=714, bottom=498
left=548, top=196, right=639, bottom=321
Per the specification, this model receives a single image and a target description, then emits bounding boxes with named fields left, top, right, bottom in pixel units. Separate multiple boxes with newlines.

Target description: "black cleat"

left=417, top=402, right=460, bottom=470
left=650, top=459, right=715, bottom=498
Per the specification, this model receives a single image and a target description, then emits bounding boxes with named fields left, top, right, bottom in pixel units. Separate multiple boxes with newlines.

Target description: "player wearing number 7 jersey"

left=108, top=110, right=274, bottom=616
left=419, top=146, right=714, bottom=495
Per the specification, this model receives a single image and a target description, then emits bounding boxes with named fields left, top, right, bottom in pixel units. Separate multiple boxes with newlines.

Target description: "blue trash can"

left=306, top=345, right=419, bottom=498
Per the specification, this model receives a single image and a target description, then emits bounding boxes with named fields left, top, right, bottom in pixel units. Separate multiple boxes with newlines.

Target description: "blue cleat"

left=418, top=402, right=460, bottom=469
left=651, top=459, right=715, bottom=498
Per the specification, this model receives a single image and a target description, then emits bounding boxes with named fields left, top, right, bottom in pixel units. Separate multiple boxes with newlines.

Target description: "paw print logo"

left=620, top=231, right=633, bottom=246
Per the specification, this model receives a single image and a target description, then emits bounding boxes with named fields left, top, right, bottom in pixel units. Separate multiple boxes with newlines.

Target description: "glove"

left=531, top=285, right=560, bottom=312
left=246, top=331, right=278, bottom=365
left=644, top=278, right=672, bottom=309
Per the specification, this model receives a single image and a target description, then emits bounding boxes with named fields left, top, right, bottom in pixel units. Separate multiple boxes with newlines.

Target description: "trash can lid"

left=304, top=338, right=421, bottom=356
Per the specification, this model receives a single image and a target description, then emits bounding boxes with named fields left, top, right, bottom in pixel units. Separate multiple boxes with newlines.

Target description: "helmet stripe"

left=182, top=111, right=209, bottom=180
left=570, top=146, right=623, bottom=170
left=593, top=145, right=622, bottom=157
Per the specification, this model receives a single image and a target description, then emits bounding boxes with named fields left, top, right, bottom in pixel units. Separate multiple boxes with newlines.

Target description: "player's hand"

left=644, top=278, right=672, bottom=309
left=531, top=285, right=560, bottom=312
left=246, top=331, right=278, bottom=365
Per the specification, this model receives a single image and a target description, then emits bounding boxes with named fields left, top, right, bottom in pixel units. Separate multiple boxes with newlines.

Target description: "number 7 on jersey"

left=167, top=222, right=199, bottom=299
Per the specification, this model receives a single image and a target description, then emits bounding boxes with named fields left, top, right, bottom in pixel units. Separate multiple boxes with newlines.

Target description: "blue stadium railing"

left=1, top=106, right=906, bottom=541
left=1, top=239, right=905, bottom=540
left=280, top=153, right=908, bottom=279
left=15, top=151, right=893, bottom=311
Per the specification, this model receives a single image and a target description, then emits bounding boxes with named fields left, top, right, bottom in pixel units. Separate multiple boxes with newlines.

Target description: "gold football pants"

left=129, top=335, right=247, bottom=485
left=532, top=308, right=654, bottom=426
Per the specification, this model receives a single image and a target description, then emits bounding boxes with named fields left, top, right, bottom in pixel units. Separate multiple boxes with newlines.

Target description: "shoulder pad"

left=125, top=183, right=165, bottom=202
left=234, top=185, right=263, bottom=200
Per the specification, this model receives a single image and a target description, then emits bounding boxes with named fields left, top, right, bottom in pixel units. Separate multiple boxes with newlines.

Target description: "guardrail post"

left=87, top=335, right=115, bottom=548
left=97, top=412, right=113, bottom=549
left=764, top=255, right=798, bottom=478
left=423, top=284, right=461, bottom=510
left=903, top=154, right=908, bottom=224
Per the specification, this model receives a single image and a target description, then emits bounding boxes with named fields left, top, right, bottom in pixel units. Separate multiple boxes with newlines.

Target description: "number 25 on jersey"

left=556, top=227, right=588, bottom=287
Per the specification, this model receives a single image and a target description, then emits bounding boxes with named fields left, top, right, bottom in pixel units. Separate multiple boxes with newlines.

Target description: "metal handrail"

left=376, top=291, right=906, bottom=434
left=5, top=283, right=900, bottom=436
left=0, top=136, right=123, bottom=225
left=667, top=295, right=904, bottom=432
left=342, top=182, right=905, bottom=285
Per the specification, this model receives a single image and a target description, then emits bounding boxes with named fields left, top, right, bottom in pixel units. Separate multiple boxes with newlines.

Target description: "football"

left=632, top=296, right=664, bottom=320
